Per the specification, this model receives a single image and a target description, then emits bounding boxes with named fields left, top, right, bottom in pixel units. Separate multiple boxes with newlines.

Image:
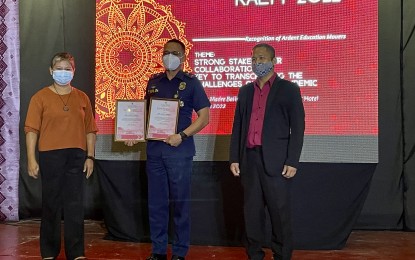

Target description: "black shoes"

left=146, top=253, right=184, bottom=260
left=146, top=254, right=167, bottom=260
left=171, top=256, right=185, bottom=260
left=273, top=253, right=289, bottom=260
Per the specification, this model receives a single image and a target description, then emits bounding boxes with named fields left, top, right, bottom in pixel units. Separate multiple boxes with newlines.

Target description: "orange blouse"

left=25, top=87, right=98, bottom=151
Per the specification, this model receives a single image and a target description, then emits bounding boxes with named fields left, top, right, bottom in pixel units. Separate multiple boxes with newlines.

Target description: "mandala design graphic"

left=96, top=0, right=192, bottom=119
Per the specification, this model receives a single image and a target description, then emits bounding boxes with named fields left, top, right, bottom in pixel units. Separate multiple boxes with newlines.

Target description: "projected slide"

left=95, top=0, right=378, bottom=162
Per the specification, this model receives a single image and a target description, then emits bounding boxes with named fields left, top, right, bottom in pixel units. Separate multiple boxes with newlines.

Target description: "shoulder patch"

left=149, top=72, right=164, bottom=80
left=183, top=71, right=195, bottom=79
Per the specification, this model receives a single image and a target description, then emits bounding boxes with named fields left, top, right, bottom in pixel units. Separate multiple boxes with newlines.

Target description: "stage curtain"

left=95, top=160, right=148, bottom=242
left=356, top=0, right=415, bottom=231
left=291, top=163, right=376, bottom=249
left=0, top=0, right=20, bottom=222
left=18, top=0, right=96, bottom=219
left=95, top=161, right=375, bottom=249
left=401, top=0, right=415, bottom=230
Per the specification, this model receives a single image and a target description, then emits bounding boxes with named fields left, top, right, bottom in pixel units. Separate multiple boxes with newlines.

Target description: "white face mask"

left=162, top=54, right=181, bottom=71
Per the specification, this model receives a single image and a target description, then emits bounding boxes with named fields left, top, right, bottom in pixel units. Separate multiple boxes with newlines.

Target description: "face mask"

left=252, top=61, right=274, bottom=78
left=52, top=70, right=73, bottom=85
left=163, top=54, right=181, bottom=71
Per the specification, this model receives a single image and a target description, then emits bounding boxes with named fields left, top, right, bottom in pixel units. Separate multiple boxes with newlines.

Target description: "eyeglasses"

left=163, top=51, right=183, bottom=57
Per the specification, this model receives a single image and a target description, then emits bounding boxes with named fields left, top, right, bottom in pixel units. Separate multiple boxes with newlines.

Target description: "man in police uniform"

left=144, top=39, right=210, bottom=260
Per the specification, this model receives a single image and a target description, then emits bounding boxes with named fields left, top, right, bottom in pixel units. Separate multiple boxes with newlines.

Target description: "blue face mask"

left=52, top=70, right=73, bottom=85
left=252, top=61, right=274, bottom=78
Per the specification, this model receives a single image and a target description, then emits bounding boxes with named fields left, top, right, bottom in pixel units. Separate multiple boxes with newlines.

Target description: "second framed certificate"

left=114, top=100, right=146, bottom=142
left=146, top=98, right=180, bottom=141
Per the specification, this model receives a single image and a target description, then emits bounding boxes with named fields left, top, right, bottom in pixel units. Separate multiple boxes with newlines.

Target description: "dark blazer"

left=229, top=76, right=305, bottom=176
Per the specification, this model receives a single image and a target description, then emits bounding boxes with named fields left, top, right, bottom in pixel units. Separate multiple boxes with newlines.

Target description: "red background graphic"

left=96, top=0, right=378, bottom=136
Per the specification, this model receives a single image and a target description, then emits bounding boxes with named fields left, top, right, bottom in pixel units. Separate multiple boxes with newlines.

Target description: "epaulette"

left=183, top=71, right=195, bottom=79
left=149, top=72, right=164, bottom=80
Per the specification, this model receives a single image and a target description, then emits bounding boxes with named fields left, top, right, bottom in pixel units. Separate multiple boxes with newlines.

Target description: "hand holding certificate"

left=115, top=100, right=146, bottom=142
left=146, top=98, right=180, bottom=141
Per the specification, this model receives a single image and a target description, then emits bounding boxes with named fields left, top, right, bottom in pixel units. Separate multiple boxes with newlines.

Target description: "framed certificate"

left=114, top=99, right=146, bottom=142
left=146, top=98, right=180, bottom=141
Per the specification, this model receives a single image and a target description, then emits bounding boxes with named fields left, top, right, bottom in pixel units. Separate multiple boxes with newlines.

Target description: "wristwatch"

left=179, top=131, right=188, bottom=141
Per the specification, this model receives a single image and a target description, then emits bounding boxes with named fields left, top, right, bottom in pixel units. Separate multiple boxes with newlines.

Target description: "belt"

left=247, top=145, right=262, bottom=152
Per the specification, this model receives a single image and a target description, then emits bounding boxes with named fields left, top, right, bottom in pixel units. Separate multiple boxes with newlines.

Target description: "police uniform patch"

left=183, top=71, right=195, bottom=78
left=149, top=72, right=163, bottom=80
left=179, top=82, right=186, bottom=90
left=148, top=85, right=159, bottom=94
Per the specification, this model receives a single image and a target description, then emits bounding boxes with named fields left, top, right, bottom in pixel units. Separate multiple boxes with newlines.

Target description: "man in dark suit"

left=229, top=43, right=305, bottom=260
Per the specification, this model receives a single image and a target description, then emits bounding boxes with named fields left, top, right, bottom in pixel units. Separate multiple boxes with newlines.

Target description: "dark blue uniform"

left=145, top=70, right=210, bottom=257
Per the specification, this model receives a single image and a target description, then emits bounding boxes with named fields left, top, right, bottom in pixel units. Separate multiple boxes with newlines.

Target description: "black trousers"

left=39, top=148, right=86, bottom=260
left=241, top=147, right=293, bottom=260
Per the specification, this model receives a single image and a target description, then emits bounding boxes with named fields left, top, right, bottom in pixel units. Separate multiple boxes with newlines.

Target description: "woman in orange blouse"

left=25, top=52, right=98, bottom=260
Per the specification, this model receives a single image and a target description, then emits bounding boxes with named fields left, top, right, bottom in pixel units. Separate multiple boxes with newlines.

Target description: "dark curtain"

left=401, top=0, right=415, bottom=230
left=93, top=160, right=247, bottom=246
left=291, top=164, right=376, bottom=249
left=18, top=0, right=415, bottom=249
left=19, top=0, right=98, bottom=218
left=355, top=0, right=415, bottom=231
left=94, top=160, right=375, bottom=249
left=95, top=160, right=148, bottom=242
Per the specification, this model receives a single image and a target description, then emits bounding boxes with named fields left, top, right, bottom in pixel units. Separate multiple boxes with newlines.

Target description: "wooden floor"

left=1, top=220, right=415, bottom=259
